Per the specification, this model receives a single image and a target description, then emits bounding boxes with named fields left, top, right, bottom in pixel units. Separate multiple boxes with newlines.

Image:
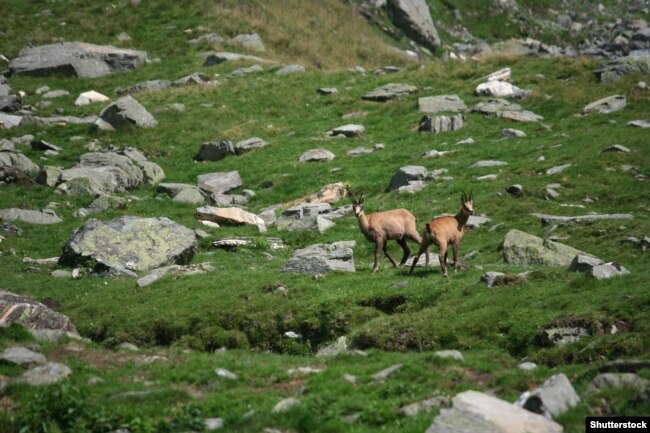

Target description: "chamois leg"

left=409, top=243, right=426, bottom=275
left=438, top=242, right=449, bottom=277
left=372, top=240, right=384, bottom=273
left=452, top=240, right=460, bottom=272
left=396, top=238, right=411, bottom=266
left=383, top=243, right=399, bottom=268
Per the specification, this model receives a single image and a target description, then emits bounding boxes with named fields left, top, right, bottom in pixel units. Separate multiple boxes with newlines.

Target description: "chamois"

left=409, top=191, right=474, bottom=277
left=348, top=188, right=428, bottom=273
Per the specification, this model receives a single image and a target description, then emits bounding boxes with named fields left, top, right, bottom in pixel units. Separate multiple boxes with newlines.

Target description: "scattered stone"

left=426, top=391, right=562, bottom=433
left=96, top=95, right=157, bottom=129
left=602, top=144, right=630, bottom=153
left=281, top=241, right=355, bottom=274
left=594, top=57, right=650, bottom=83
left=188, top=33, right=225, bottom=44
left=9, top=42, right=147, bottom=78
left=418, top=114, right=463, bottom=133
left=195, top=206, right=266, bottom=232
left=417, top=95, right=466, bottom=113
left=362, top=83, right=417, bottom=101
left=196, top=140, right=235, bottom=161
left=203, top=52, right=269, bottom=66
left=215, top=368, right=238, bottom=380
left=374, top=66, right=402, bottom=75
left=628, top=119, right=650, bottom=128
left=545, top=164, right=571, bottom=175
left=173, top=72, right=215, bottom=88
left=51, top=269, right=73, bottom=278
left=499, top=110, right=544, bottom=122
left=298, top=148, right=335, bottom=162
left=474, top=174, right=497, bottom=181
left=372, top=364, right=402, bottom=380
left=287, top=366, right=323, bottom=376
left=316, top=336, right=351, bottom=357
left=31, top=140, right=63, bottom=152
left=434, top=350, right=463, bottom=361
left=387, top=0, right=441, bottom=51
left=531, top=213, right=634, bottom=225
left=172, top=188, right=205, bottom=205
left=342, top=110, right=368, bottom=119
left=115, top=80, right=171, bottom=95
left=471, top=160, right=507, bottom=168
left=42, top=89, right=70, bottom=99
left=197, top=171, right=242, bottom=195
left=204, top=418, right=224, bottom=431
left=232, top=33, right=265, bottom=52
left=475, top=80, right=529, bottom=98
left=472, top=98, right=522, bottom=115
left=0, top=347, right=47, bottom=367
left=581, top=95, right=627, bottom=115
left=587, top=373, right=650, bottom=395
left=0, top=113, right=24, bottom=129
left=234, top=137, right=268, bottom=155
left=1, top=150, right=40, bottom=177
left=328, top=124, right=365, bottom=138
left=0, top=208, right=62, bottom=224
left=503, top=229, right=586, bottom=267
left=387, top=165, right=427, bottom=191
left=231, top=64, right=264, bottom=76
left=421, top=149, right=451, bottom=158
left=318, top=87, right=338, bottom=95
left=0, top=291, right=79, bottom=337
left=276, top=64, right=305, bottom=75
left=118, top=342, right=139, bottom=352
left=59, top=216, right=197, bottom=274
left=519, top=362, right=538, bottom=371
left=538, top=326, right=589, bottom=347
left=591, top=262, right=630, bottom=280
left=515, top=373, right=580, bottom=419
left=75, top=90, right=109, bottom=106
left=400, top=396, right=450, bottom=417
left=20, top=362, right=72, bottom=385
left=569, top=254, right=605, bottom=272
left=502, top=128, right=526, bottom=138
left=213, top=237, right=284, bottom=251
left=117, top=32, right=131, bottom=42
left=272, top=397, right=300, bottom=413
left=347, top=147, right=375, bottom=156
left=507, top=184, right=523, bottom=197
left=397, top=180, right=427, bottom=194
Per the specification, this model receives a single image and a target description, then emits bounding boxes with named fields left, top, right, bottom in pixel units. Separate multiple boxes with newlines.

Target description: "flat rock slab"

left=203, top=52, right=270, bottom=66
left=472, top=99, right=522, bottom=114
left=9, top=42, right=147, bottom=78
left=531, top=213, right=634, bottom=225
left=515, top=373, right=580, bottom=419
left=116, top=79, right=171, bottom=95
left=59, top=216, right=197, bottom=273
left=471, top=160, right=507, bottom=168
left=498, top=110, right=544, bottom=122
left=418, top=95, right=466, bottom=113
left=475, top=80, right=529, bottom=98
left=362, top=83, right=417, bottom=101
left=426, top=390, right=562, bottom=433
left=0, top=208, right=62, bottom=224
left=98, top=95, right=157, bottom=129
left=0, top=347, right=47, bottom=367
left=628, top=119, right=650, bottom=128
left=387, top=165, right=428, bottom=191
left=195, top=206, right=266, bottom=232
left=277, top=215, right=335, bottom=234
left=328, top=124, right=365, bottom=137
left=232, top=64, right=264, bottom=77
left=299, top=148, right=335, bottom=162
left=0, top=113, right=24, bottom=129
left=20, top=362, right=72, bottom=385
left=581, top=95, right=627, bottom=114
left=0, top=290, right=79, bottom=335
left=503, top=229, right=586, bottom=267
left=281, top=241, right=355, bottom=274
left=75, top=90, right=109, bottom=106
left=276, top=64, right=305, bottom=75
left=197, top=171, right=242, bottom=195
left=419, top=114, right=463, bottom=133
left=234, top=137, right=268, bottom=154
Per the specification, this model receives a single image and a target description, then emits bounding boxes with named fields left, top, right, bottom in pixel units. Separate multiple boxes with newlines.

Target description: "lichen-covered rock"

left=195, top=206, right=266, bottom=232
left=515, top=373, right=580, bottom=419
left=362, top=83, right=417, bottom=101
left=0, top=151, right=40, bottom=177
left=0, top=291, right=79, bottom=336
left=97, top=95, right=157, bottom=129
left=503, top=229, right=585, bottom=267
left=59, top=216, right=197, bottom=274
left=594, top=57, right=650, bottom=83
left=197, top=171, right=242, bottom=195
left=418, top=95, right=467, bottom=113
left=281, top=241, right=355, bottom=274
left=0, top=208, right=62, bottom=224
left=80, top=152, right=144, bottom=188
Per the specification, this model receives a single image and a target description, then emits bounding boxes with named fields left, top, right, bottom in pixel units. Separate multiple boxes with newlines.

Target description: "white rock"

left=75, top=90, right=110, bottom=106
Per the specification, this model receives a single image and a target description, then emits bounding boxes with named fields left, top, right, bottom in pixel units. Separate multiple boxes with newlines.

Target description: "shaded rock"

left=531, top=213, right=634, bottom=225
left=197, top=171, right=242, bottom=195
left=599, top=360, right=650, bottom=373
left=594, top=57, right=650, bottom=83
left=173, top=72, right=215, bottom=87
left=515, top=373, right=579, bottom=419
left=602, top=144, right=630, bottom=153
left=42, top=89, right=70, bottom=99
left=318, top=87, right=338, bottom=95
left=281, top=203, right=332, bottom=219
left=587, top=373, right=650, bottom=395
left=196, top=140, right=235, bottom=161
left=628, top=119, right=650, bottom=128
left=203, top=52, right=269, bottom=66
left=277, top=215, right=335, bottom=234
left=397, top=180, right=427, bottom=194
left=98, top=95, right=157, bottom=129
left=362, top=83, right=417, bottom=101
left=503, top=229, right=585, bottom=267
left=31, top=140, right=62, bottom=152
left=75, top=90, right=109, bottom=106
left=276, top=64, right=305, bottom=75
left=281, top=241, right=355, bottom=274
left=502, top=128, right=526, bottom=138
left=372, top=364, right=402, bottom=380
left=299, top=148, right=335, bottom=162
left=435, top=350, right=463, bottom=361
left=591, top=262, right=630, bottom=280
left=195, top=206, right=266, bottom=232
left=231, top=64, right=263, bottom=76
left=475, top=80, right=529, bottom=98
left=569, top=254, right=605, bottom=272
left=0, top=290, right=78, bottom=336
left=20, top=362, right=72, bottom=385
left=59, top=216, right=197, bottom=273
left=499, top=110, right=544, bottom=122
left=0, top=95, right=22, bottom=112
left=173, top=188, right=205, bottom=205
left=418, top=114, right=463, bottom=133
left=0, top=347, right=47, bottom=367
left=272, top=397, right=300, bottom=413
left=0, top=208, right=62, bottom=224
left=234, top=137, right=268, bottom=154
left=387, top=0, right=441, bottom=51
left=0, top=150, right=40, bottom=176
left=418, top=95, right=466, bottom=113
left=507, top=184, right=523, bottom=196
left=76, top=195, right=127, bottom=217
left=545, top=164, right=571, bottom=175
left=316, top=336, right=350, bottom=357
left=387, top=165, right=427, bottom=191
left=538, top=326, right=589, bottom=347
left=232, top=33, right=265, bottom=52
left=471, top=160, right=507, bottom=168
left=581, top=95, right=627, bottom=115
left=9, top=42, right=147, bottom=78
left=374, top=65, right=402, bottom=75
left=115, top=79, right=171, bottom=95
left=400, top=396, right=450, bottom=417
left=328, top=124, right=365, bottom=137
left=426, top=391, right=562, bottom=433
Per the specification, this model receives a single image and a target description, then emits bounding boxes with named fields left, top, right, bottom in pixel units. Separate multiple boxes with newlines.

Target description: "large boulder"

left=418, top=95, right=467, bottom=113
left=387, top=0, right=441, bottom=51
left=9, top=42, right=147, bottom=78
left=594, top=57, right=650, bottom=83
left=59, top=216, right=197, bottom=274
left=197, top=171, right=242, bottom=195
left=0, top=150, right=40, bottom=177
left=387, top=165, right=428, bottom=191
left=281, top=241, right=356, bottom=275
left=79, top=152, right=144, bottom=188
left=0, top=208, right=62, bottom=224
left=419, top=114, right=463, bottom=133
left=503, top=229, right=585, bottom=267
left=426, top=391, right=562, bottom=433
left=97, top=95, right=157, bottom=129
left=0, top=291, right=79, bottom=337
left=515, top=373, right=580, bottom=419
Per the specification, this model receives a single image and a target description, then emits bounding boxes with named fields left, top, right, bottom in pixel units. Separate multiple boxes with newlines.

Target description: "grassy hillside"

left=1, top=1, right=649, bottom=432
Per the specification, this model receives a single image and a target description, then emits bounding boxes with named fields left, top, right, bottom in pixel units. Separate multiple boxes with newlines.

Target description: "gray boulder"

left=471, top=160, right=507, bottom=168
left=0, top=113, right=24, bottom=129
left=397, top=180, right=427, bottom=194
left=426, top=391, right=562, bottom=433
left=195, top=140, right=235, bottom=161
left=203, top=52, right=268, bottom=66
left=80, top=152, right=144, bottom=188
left=499, top=110, right=544, bottom=122
left=387, top=0, right=441, bottom=51
left=173, top=72, right=214, bottom=87
left=0, top=76, right=10, bottom=96
left=9, top=42, right=147, bottom=78
left=531, top=213, right=634, bottom=225
left=234, top=137, right=268, bottom=154
left=400, top=396, right=450, bottom=417
left=594, top=57, right=650, bottom=83
left=0, top=347, right=47, bottom=367
left=328, top=124, right=365, bottom=137
left=472, top=98, right=523, bottom=115
left=232, top=33, right=265, bottom=52
left=502, top=128, right=526, bottom=138
left=173, top=188, right=205, bottom=205
left=277, top=215, right=335, bottom=234
left=197, top=171, right=242, bottom=195
left=139, top=161, right=165, bottom=185
left=0, top=290, right=79, bottom=336
left=281, top=203, right=332, bottom=219
left=387, top=165, right=427, bottom=191
left=475, top=80, right=529, bottom=99
left=299, top=148, right=335, bottom=162
left=56, top=166, right=129, bottom=196
left=59, top=216, right=197, bottom=274
left=231, top=64, right=264, bottom=77
left=97, top=95, right=157, bottom=129
left=0, top=151, right=40, bottom=177
left=591, top=262, right=630, bottom=280
left=0, top=208, right=62, bottom=224
left=362, top=83, right=418, bottom=101
left=569, top=254, right=605, bottom=272
left=419, top=114, right=464, bottom=133
left=581, top=95, right=627, bottom=115
left=538, top=326, right=589, bottom=347
left=276, top=64, right=305, bottom=75
left=418, top=95, right=467, bottom=113
left=503, top=229, right=585, bottom=267
left=587, top=373, right=650, bottom=395
left=281, top=241, right=355, bottom=274
left=515, top=373, right=580, bottom=419
left=116, top=79, right=171, bottom=95
left=0, top=95, right=22, bottom=112
left=20, top=362, right=72, bottom=385
left=76, top=195, right=127, bottom=217
left=158, top=183, right=201, bottom=197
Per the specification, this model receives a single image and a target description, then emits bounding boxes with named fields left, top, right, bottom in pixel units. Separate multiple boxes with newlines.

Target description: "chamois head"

left=461, top=190, right=474, bottom=215
left=347, top=187, right=365, bottom=217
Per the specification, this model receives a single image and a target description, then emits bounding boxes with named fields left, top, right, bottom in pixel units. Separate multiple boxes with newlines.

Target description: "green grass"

left=1, top=1, right=650, bottom=432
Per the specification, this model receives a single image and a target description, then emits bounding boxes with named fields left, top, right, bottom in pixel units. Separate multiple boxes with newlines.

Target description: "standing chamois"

left=349, top=188, right=428, bottom=273
left=409, top=191, right=474, bottom=277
